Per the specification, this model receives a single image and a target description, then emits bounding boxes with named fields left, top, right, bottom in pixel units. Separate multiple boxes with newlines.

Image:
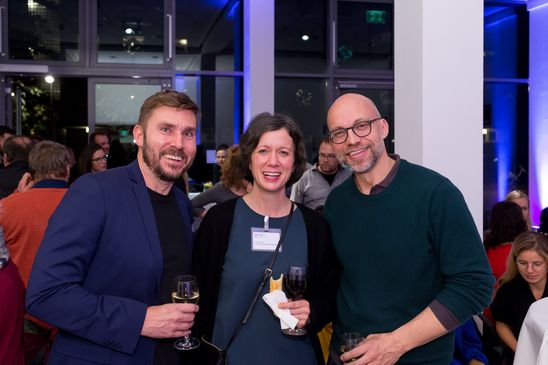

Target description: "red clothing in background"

left=0, top=260, right=25, bottom=365
left=487, top=243, right=513, bottom=284
left=0, top=188, right=67, bottom=285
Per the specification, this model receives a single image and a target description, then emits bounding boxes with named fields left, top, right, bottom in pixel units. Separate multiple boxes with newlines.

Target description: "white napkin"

left=262, top=290, right=299, bottom=330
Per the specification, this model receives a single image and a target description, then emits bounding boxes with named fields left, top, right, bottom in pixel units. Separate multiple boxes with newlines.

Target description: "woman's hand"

left=278, top=299, right=310, bottom=328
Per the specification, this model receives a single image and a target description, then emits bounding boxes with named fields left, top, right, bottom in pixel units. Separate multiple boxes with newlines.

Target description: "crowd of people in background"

left=0, top=92, right=547, bottom=365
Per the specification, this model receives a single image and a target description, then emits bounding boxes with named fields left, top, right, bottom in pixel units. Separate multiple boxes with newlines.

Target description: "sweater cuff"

left=429, top=300, right=461, bottom=331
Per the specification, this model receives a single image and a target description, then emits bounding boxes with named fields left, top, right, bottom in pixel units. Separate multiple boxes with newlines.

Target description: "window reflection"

left=484, top=4, right=528, bottom=79
left=275, top=0, right=327, bottom=73
left=175, top=75, right=242, bottom=183
left=275, top=78, right=328, bottom=160
left=175, top=0, right=242, bottom=71
left=337, top=1, right=393, bottom=70
left=8, top=0, right=79, bottom=61
left=96, top=0, right=164, bottom=64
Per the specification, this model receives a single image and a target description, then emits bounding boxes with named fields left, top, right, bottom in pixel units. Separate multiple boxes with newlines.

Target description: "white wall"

left=244, top=0, right=274, bottom=130
left=394, top=1, right=484, bottom=232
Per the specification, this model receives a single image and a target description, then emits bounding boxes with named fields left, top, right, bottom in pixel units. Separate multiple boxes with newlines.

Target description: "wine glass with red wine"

left=282, top=265, right=307, bottom=336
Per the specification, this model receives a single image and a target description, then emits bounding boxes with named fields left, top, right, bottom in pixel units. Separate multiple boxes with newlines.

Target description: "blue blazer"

left=26, top=160, right=194, bottom=364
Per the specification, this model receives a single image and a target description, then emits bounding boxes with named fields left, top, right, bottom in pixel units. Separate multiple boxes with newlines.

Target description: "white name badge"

left=251, top=227, right=282, bottom=252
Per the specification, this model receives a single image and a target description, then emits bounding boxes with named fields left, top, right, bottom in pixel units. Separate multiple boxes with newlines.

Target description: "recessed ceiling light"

left=301, top=34, right=310, bottom=41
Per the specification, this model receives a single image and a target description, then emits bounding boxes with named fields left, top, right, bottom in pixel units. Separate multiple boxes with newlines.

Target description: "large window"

left=175, top=0, right=242, bottom=71
left=275, top=0, right=394, bottom=162
left=96, top=0, right=165, bottom=65
left=7, top=0, right=80, bottom=62
left=336, top=0, right=393, bottom=71
left=275, top=0, right=327, bottom=73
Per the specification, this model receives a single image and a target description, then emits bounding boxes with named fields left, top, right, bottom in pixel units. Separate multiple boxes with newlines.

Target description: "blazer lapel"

left=128, top=161, right=163, bottom=290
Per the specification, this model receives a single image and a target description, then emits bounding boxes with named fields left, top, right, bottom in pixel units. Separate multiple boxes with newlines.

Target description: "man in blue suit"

left=26, top=90, right=200, bottom=365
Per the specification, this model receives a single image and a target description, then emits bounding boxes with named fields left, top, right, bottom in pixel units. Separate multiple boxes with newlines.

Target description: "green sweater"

left=324, top=159, right=494, bottom=364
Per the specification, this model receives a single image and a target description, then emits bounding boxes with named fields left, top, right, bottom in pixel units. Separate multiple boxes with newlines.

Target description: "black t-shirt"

left=319, top=169, right=337, bottom=186
left=490, top=275, right=548, bottom=361
left=148, top=188, right=190, bottom=365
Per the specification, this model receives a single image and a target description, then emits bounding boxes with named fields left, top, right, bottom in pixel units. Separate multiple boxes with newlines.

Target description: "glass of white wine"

left=172, top=275, right=200, bottom=351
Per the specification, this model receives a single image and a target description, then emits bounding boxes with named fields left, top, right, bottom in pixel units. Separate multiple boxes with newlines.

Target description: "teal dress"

left=211, top=199, right=317, bottom=364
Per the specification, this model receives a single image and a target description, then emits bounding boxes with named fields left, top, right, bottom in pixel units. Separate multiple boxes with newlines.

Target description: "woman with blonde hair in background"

left=490, top=231, right=548, bottom=364
left=505, top=190, right=532, bottom=230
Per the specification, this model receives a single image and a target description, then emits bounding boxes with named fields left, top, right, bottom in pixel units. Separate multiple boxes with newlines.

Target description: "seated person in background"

left=490, top=231, right=548, bottom=364
left=451, top=318, right=488, bottom=365
left=505, top=190, right=532, bottom=231
left=212, top=143, right=228, bottom=183
left=290, top=137, right=351, bottom=211
left=76, top=143, right=107, bottom=179
left=484, top=201, right=528, bottom=284
left=192, top=145, right=250, bottom=218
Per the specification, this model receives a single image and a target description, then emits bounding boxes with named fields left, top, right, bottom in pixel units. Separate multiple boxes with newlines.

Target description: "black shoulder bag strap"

left=224, top=201, right=295, bottom=352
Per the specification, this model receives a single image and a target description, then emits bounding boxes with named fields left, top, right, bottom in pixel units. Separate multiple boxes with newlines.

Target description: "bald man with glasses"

left=290, top=137, right=352, bottom=212
left=323, top=93, right=494, bottom=365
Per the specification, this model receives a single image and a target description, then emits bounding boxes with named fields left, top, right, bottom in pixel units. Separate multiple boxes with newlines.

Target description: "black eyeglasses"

left=92, top=155, right=108, bottom=163
left=328, top=117, right=383, bottom=144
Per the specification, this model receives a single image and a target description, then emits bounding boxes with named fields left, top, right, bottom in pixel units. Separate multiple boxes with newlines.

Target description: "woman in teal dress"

left=192, top=113, right=340, bottom=365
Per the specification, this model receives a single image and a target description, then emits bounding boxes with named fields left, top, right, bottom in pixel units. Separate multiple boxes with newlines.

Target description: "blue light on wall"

left=485, top=15, right=518, bottom=201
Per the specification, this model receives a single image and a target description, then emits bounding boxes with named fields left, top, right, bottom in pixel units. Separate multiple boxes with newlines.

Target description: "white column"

left=243, top=0, right=274, bottom=131
left=394, top=1, right=484, bottom=232
left=528, top=0, right=548, bottom=226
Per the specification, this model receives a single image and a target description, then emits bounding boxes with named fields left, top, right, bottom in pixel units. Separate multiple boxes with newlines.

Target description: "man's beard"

left=337, top=142, right=382, bottom=174
left=142, top=138, right=189, bottom=182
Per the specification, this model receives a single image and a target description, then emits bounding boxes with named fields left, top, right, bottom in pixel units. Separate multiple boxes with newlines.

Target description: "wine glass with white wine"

left=172, top=275, right=200, bottom=350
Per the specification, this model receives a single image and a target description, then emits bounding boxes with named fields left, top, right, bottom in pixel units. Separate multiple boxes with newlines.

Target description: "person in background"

left=0, top=141, right=70, bottom=284
left=89, top=131, right=110, bottom=155
left=0, top=135, right=34, bottom=199
left=539, top=207, right=548, bottom=234
left=505, top=190, right=531, bottom=230
left=0, top=126, right=15, bottom=168
left=212, top=143, right=228, bottom=184
left=290, top=137, right=351, bottom=212
left=26, top=90, right=199, bottom=365
left=450, top=318, right=488, bottom=365
left=324, top=93, right=494, bottom=365
left=0, top=227, right=25, bottom=365
left=0, top=141, right=70, bottom=363
left=490, top=231, right=548, bottom=364
left=192, top=145, right=250, bottom=218
left=192, top=112, right=339, bottom=365
left=76, top=143, right=107, bottom=178
left=484, top=201, right=528, bottom=284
